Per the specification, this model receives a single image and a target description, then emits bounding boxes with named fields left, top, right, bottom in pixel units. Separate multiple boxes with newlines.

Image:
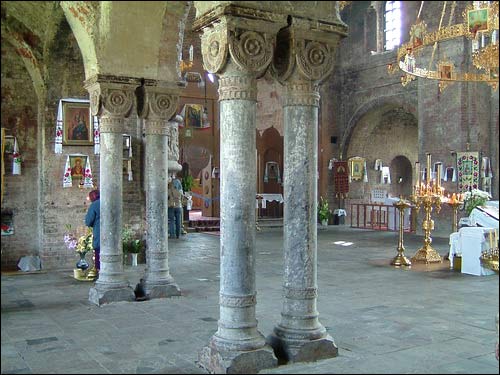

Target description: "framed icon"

left=63, top=101, right=93, bottom=146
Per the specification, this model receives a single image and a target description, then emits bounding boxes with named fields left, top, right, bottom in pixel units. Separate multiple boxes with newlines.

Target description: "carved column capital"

left=271, top=16, right=346, bottom=85
left=138, top=84, right=180, bottom=121
left=197, top=10, right=283, bottom=77
left=84, top=77, right=136, bottom=119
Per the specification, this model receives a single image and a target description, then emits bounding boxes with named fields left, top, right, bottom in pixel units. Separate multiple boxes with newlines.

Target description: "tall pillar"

left=268, top=18, right=346, bottom=363
left=140, top=85, right=182, bottom=298
left=85, top=76, right=136, bottom=305
left=195, top=12, right=280, bottom=374
left=373, top=1, right=385, bottom=53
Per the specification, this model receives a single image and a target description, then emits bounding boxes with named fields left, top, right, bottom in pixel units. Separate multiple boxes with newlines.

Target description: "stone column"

left=373, top=1, right=385, bottom=53
left=85, top=76, right=136, bottom=305
left=268, top=18, right=346, bottom=363
left=140, top=85, right=182, bottom=298
left=195, top=13, right=279, bottom=374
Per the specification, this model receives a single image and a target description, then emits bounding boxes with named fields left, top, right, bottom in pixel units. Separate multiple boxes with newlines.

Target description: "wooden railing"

left=350, top=203, right=415, bottom=233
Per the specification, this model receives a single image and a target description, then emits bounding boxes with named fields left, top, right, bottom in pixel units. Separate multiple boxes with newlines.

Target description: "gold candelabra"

left=410, top=154, right=445, bottom=264
left=388, top=1, right=499, bottom=92
left=480, top=229, right=499, bottom=274
left=391, top=197, right=412, bottom=267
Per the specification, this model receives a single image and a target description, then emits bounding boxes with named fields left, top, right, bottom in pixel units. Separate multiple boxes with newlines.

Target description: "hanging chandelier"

left=388, top=1, right=499, bottom=91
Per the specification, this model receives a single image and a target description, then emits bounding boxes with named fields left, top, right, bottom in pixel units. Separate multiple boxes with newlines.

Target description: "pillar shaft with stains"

left=85, top=77, right=136, bottom=305
left=268, top=17, right=346, bottom=363
left=140, top=84, right=182, bottom=298
left=194, top=8, right=281, bottom=373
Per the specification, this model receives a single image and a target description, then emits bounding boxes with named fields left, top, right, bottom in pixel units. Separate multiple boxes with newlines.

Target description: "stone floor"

left=1, top=226, right=499, bottom=374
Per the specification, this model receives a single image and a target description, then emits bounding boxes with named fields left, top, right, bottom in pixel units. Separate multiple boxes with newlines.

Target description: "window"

left=385, top=1, right=401, bottom=50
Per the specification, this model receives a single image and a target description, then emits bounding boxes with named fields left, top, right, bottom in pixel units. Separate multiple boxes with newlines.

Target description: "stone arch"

left=341, top=96, right=417, bottom=159
left=345, top=101, right=418, bottom=200
left=2, top=28, right=46, bottom=101
left=60, top=1, right=190, bottom=81
left=390, top=155, right=413, bottom=197
left=257, top=126, right=283, bottom=192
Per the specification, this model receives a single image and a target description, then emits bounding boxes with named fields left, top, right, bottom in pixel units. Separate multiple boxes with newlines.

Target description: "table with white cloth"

left=469, top=204, right=499, bottom=228
left=256, top=193, right=284, bottom=208
left=384, top=197, right=411, bottom=231
left=448, top=226, right=497, bottom=276
left=256, top=193, right=284, bottom=218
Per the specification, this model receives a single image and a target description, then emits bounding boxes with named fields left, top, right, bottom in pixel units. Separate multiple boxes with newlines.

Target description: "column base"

left=198, top=341, right=277, bottom=374
left=267, top=332, right=338, bottom=364
left=145, top=282, right=181, bottom=299
left=89, top=285, right=135, bottom=306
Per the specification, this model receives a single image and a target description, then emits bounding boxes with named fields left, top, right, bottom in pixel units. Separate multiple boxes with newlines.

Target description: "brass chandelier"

left=388, top=1, right=499, bottom=91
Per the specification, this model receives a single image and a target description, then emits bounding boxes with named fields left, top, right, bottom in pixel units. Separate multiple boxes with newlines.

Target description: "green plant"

left=181, top=174, right=194, bottom=192
left=318, top=196, right=331, bottom=223
left=122, top=226, right=143, bottom=254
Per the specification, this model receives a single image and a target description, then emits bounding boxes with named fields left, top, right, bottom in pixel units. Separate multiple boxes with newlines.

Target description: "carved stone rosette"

left=140, top=87, right=179, bottom=121
left=199, top=16, right=279, bottom=78
left=271, top=17, right=345, bottom=85
left=85, top=79, right=135, bottom=134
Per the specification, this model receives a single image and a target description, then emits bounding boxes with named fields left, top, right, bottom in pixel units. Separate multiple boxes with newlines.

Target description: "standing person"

left=85, top=189, right=100, bottom=270
left=168, top=177, right=183, bottom=239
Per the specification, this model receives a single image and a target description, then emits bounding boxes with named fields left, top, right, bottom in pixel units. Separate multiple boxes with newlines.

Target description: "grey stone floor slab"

left=1, top=226, right=498, bottom=374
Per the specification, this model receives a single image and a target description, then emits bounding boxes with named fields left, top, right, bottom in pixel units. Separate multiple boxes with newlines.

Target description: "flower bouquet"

left=64, top=225, right=93, bottom=274
left=462, top=189, right=491, bottom=216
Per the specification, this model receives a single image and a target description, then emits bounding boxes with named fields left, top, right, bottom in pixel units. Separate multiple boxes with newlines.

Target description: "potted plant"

left=318, top=196, right=331, bottom=226
left=122, top=226, right=143, bottom=266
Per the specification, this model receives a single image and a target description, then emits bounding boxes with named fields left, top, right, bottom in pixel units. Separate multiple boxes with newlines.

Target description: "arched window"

left=384, top=1, right=401, bottom=50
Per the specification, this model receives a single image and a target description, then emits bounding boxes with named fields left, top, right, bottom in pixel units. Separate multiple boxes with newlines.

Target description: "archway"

left=390, top=155, right=413, bottom=197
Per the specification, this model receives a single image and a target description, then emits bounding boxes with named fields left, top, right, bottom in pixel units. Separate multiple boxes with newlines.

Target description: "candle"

left=426, top=153, right=432, bottom=184
left=436, top=162, right=442, bottom=190
left=415, top=161, right=420, bottom=187
left=189, top=45, right=194, bottom=62
left=489, top=231, right=493, bottom=250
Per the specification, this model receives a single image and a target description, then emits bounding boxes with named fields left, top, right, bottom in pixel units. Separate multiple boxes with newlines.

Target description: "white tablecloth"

left=469, top=205, right=499, bottom=228
left=256, top=193, right=284, bottom=208
left=384, top=197, right=411, bottom=230
left=448, top=227, right=496, bottom=276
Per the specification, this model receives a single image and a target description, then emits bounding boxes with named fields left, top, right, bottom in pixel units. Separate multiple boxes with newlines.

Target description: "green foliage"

left=318, top=196, right=331, bottom=222
left=122, top=226, right=143, bottom=254
left=181, top=174, right=194, bottom=192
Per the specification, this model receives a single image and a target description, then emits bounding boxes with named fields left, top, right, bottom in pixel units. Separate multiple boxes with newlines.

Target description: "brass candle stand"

left=86, top=250, right=98, bottom=281
left=480, top=230, right=499, bottom=274
left=446, top=197, right=463, bottom=233
left=410, top=185, right=443, bottom=264
left=391, top=197, right=412, bottom=267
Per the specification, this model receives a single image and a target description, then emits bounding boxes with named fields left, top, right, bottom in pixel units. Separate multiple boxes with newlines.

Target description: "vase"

left=76, top=252, right=89, bottom=271
left=131, top=253, right=138, bottom=267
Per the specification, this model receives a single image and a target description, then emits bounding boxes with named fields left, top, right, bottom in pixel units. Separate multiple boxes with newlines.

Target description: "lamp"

left=388, top=1, right=499, bottom=92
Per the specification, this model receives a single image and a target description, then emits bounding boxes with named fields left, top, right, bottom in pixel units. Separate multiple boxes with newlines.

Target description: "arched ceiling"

left=59, top=1, right=190, bottom=82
